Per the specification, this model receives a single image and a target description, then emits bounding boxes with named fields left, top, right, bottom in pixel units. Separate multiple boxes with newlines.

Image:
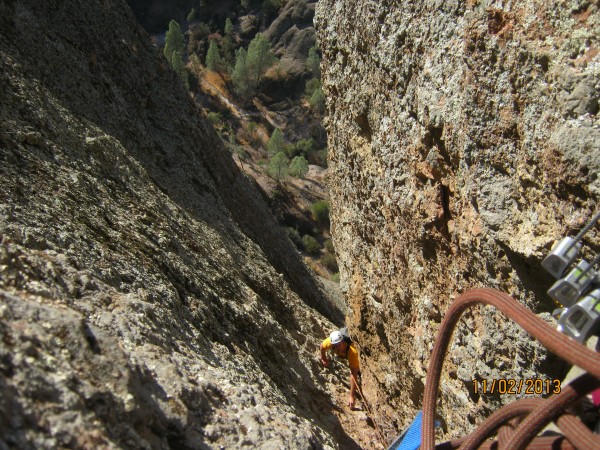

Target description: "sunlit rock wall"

left=316, top=0, right=599, bottom=439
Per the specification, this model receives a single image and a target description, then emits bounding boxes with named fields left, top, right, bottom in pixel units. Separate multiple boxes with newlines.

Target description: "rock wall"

left=0, top=0, right=353, bottom=448
left=316, top=0, right=599, bottom=440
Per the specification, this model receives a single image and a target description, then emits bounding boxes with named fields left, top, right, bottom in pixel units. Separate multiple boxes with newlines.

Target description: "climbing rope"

left=421, top=287, right=600, bottom=449
left=340, top=331, right=390, bottom=448
left=350, top=370, right=388, bottom=449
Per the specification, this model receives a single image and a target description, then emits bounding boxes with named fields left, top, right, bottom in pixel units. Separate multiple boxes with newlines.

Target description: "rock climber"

left=320, top=329, right=361, bottom=409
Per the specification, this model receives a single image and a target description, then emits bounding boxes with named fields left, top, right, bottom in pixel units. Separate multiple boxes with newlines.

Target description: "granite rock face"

left=0, top=0, right=351, bottom=448
left=265, top=0, right=317, bottom=81
left=316, top=0, right=599, bottom=440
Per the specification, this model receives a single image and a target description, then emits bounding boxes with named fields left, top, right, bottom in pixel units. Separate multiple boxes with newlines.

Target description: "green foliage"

left=290, top=138, right=315, bottom=158
left=305, top=145, right=328, bottom=167
left=268, top=152, right=289, bottom=181
left=306, top=46, right=320, bottom=77
left=324, top=239, right=335, bottom=254
left=220, top=18, right=235, bottom=65
left=309, top=84, right=325, bottom=113
left=164, top=20, right=185, bottom=63
left=285, top=227, right=303, bottom=249
left=221, top=37, right=234, bottom=66
left=305, top=77, right=325, bottom=113
left=311, top=200, right=330, bottom=227
left=288, top=156, right=309, bottom=178
left=196, top=22, right=211, bottom=38
left=171, top=51, right=189, bottom=89
left=332, top=273, right=340, bottom=283
left=247, top=33, right=277, bottom=86
left=187, top=8, right=197, bottom=23
left=267, top=128, right=285, bottom=156
left=224, top=18, right=234, bottom=36
left=207, top=112, right=222, bottom=125
left=206, top=40, right=224, bottom=72
left=302, top=234, right=320, bottom=255
left=235, top=146, right=248, bottom=167
left=305, top=78, right=321, bottom=97
left=232, top=48, right=251, bottom=98
left=316, top=147, right=328, bottom=167
left=227, top=127, right=237, bottom=146
left=320, top=253, right=339, bottom=273
left=226, top=127, right=248, bottom=167
left=232, top=33, right=277, bottom=99
left=240, top=121, right=258, bottom=144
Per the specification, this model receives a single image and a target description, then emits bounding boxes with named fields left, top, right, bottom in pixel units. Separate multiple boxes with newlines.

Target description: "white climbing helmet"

left=330, top=330, right=343, bottom=345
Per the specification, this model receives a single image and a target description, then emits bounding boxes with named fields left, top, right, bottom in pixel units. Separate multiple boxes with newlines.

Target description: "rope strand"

left=422, top=288, right=600, bottom=449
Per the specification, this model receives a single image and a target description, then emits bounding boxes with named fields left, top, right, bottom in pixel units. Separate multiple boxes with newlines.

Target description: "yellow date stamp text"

left=472, top=378, right=561, bottom=395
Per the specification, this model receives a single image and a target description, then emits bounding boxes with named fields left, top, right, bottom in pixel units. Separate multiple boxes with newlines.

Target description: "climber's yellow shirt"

left=321, top=337, right=360, bottom=370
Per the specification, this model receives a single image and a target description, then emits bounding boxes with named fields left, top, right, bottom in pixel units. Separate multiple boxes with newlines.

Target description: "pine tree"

left=231, top=33, right=277, bottom=99
left=164, top=20, right=185, bottom=63
left=206, top=40, right=223, bottom=72
left=171, top=51, right=189, bottom=89
left=232, top=48, right=252, bottom=98
left=247, top=33, right=276, bottom=88
left=268, top=152, right=289, bottom=181
left=224, top=17, right=234, bottom=36
left=305, top=78, right=320, bottom=97
left=187, top=8, right=197, bottom=23
left=222, top=18, right=234, bottom=65
left=267, top=128, right=285, bottom=156
left=289, top=156, right=309, bottom=178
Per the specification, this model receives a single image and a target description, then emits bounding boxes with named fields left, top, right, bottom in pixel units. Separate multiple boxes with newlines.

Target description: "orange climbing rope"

left=421, top=287, right=600, bottom=449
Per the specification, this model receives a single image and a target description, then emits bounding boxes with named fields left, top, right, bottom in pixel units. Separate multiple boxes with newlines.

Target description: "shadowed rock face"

left=0, top=0, right=351, bottom=448
left=316, top=0, right=598, bottom=440
left=126, top=0, right=197, bottom=33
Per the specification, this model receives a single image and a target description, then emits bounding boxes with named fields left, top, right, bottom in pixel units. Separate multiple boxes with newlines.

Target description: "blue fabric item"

left=387, top=411, right=422, bottom=450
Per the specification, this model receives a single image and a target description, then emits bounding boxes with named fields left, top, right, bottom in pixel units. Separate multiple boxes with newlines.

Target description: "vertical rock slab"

left=316, top=0, right=599, bottom=439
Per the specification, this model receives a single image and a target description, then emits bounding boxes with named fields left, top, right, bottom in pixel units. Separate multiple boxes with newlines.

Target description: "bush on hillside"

left=306, top=46, right=321, bottom=78
left=288, top=156, right=309, bottom=178
left=320, top=253, right=339, bottom=273
left=285, top=227, right=303, bottom=250
left=207, top=112, right=222, bottom=125
left=288, top=138, right=315, bottom=158
left=311, top=200, right=330, bottom=227
left=324, top=239, right=335, bottom=254
left=309, top=85, right=325, bottom=113
left=267, top=152, right=289, bottom=181
left=305, top=78, right=320, bottom=97
left=267, top=128, right=285, bottom=156
left=302, top=234, right=320, bottom=255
